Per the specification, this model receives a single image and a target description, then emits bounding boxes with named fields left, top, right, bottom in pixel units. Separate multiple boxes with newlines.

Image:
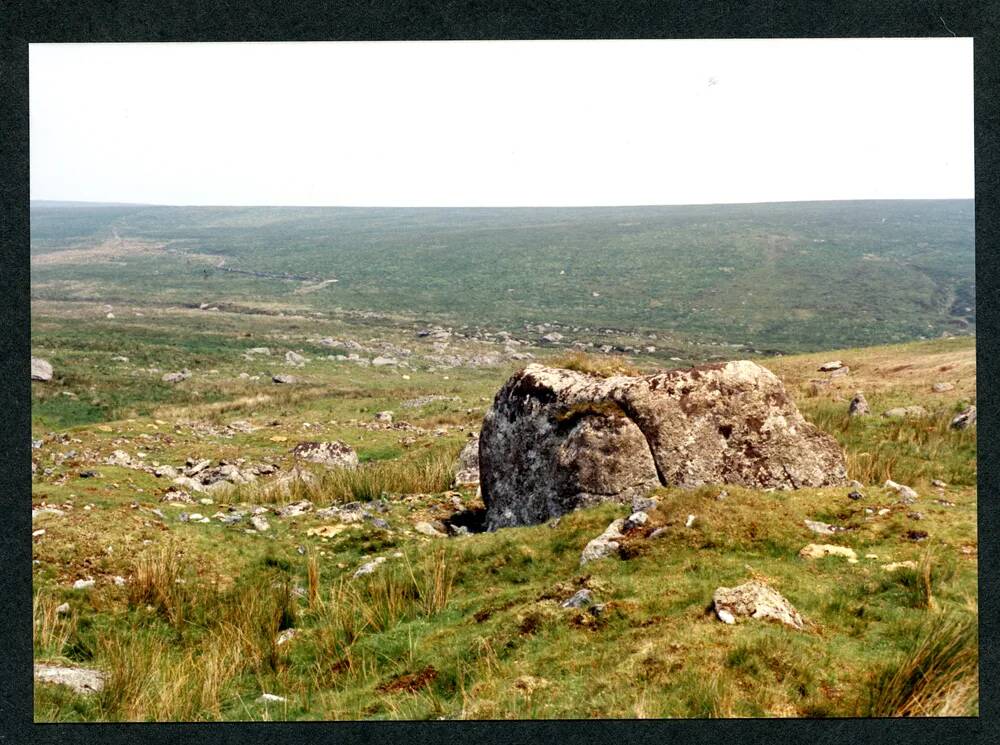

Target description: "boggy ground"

left=31, top=300, right=977, bottom=720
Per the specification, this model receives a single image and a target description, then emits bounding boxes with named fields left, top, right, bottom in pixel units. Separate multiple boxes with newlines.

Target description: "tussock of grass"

left=99, top=564, right=300, bottom=721
left=859, top=613, right=978, bottom=716
left=309, top=549, right=456, bottom=690
left=321, top=453, right=456, bottom=502
left=127, top=540, right=191, bottom=627
left=549, top=351, right=640, bottom=378
left=33, top=592, right=78, bottom=661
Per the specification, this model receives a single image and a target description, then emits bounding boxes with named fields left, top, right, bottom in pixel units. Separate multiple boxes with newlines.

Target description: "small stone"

left=818, top=360, right=843, bottom=372
left=712, top=581, right=804, bottom=629
left=374, top=410, right=394, bottom=423
left=256, top=693, right=287, bottom=704
left=799, top=544, right=858, bottom=563
left=561, top=589, right=594, bottom=609
left=161, top=369, right=191, bottom=384
left=274, top=500, right=313, bottom=518
left=31, top=357, right=54, bottom=382
left=623, top=511, right=649, bottom=532
left=353, top=557, right=387, bottom=578
left=932, top=382, right=955, bottom=393
left=414, top=521, right=446, bottom=537
left=649, top=527, right=669, bottom=539
left=685, top=514, right=696, bottom=528
left=931, top=479, right=947, bottom=488
left=580, top=519, right=625, bottom=566
left=72, top=579, right=95, bottom=590
left=251, top=515, right=270, bottom=532
left=848, top=392, right=870, bottom=417
left=291, top=441, right=359, bottom=470
left=272, top=374, right=298, bottom=385
left=153, top=465, right=178, bottom=479
left=905, top=530, right=929, bottom=542
left=804, top=519, right=838, bottom=535
left=848, top=490, right=864, bottom=501
left=950, top=405, right=976, bottom=430
left=631, top=494, right=659, bottom=512
left=55, top=603, right=70, bottom=615
left=883, top=560, right=918, bottom=572
left=885, top=479, right=918, bottom=503
left=34, top=664, right=106, bottom=695
left=908, top=512, right=924, bottom=521
left=883, top=406, right=928, bottom=419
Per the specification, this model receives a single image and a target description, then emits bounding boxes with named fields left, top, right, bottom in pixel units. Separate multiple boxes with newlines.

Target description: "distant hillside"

left=30, top=200, right=974, bottom=353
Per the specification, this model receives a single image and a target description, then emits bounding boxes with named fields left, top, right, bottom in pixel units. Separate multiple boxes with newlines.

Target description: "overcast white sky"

left=29, top=39, right=973, bottom=207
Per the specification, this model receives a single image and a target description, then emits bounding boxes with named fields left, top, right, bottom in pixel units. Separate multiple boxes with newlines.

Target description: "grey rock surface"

left=481, top=361, right=847, bottom=528
left=712, top=581, right=804, bottom=629
left=31, top=357, right=54, bottom=382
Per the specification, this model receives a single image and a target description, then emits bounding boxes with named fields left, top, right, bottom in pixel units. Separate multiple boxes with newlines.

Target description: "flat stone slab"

left=34, top=663, right=106, bottom=695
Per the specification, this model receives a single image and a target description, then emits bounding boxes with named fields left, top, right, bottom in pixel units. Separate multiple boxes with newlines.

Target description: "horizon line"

left=30, top=196, right=976, bottom=210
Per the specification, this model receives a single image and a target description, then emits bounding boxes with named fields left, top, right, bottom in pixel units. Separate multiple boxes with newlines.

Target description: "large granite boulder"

left=480, top=361, right=847, bottom=529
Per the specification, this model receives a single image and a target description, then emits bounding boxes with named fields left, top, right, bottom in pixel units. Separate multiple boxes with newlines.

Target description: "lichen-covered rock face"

left=480, top=361, right=848, bottom=529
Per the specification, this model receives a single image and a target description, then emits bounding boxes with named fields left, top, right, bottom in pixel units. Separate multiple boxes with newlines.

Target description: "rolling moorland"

left=31, top=200, right=974, bottom=355
left=30, top=201, right=977, bottom=720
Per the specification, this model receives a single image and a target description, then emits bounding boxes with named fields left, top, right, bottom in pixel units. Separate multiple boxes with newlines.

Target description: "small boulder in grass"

left=580, top=518, right=626, bottom=566
left=848, top=392, right=870, bottom=417
left=712, top=581, right=804, bottom=630
left=414, top=521, right=446, bottom=537
left=561, top=589, right=594, bottom=609
left=31, top=357, right=54, bottom=382
left=256, top=693, right=287, bottom=705
left=951, top=405, right=976, bottom=430
left=623, top=511, right=649, bottom=532
left=884, top=479, right=918, bottom=503
left=799, top=543, right=858, bottom=563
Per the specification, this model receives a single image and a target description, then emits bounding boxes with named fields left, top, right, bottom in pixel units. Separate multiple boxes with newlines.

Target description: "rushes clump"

left=33, top=592, right=78, bottom=661
left=859, top=613, right=978, bottom=716
left=127, top=540, right=189, bottom=627
left=314, top=450, right=456, bottom=503
left=312, top=549, right=456, bottom=680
